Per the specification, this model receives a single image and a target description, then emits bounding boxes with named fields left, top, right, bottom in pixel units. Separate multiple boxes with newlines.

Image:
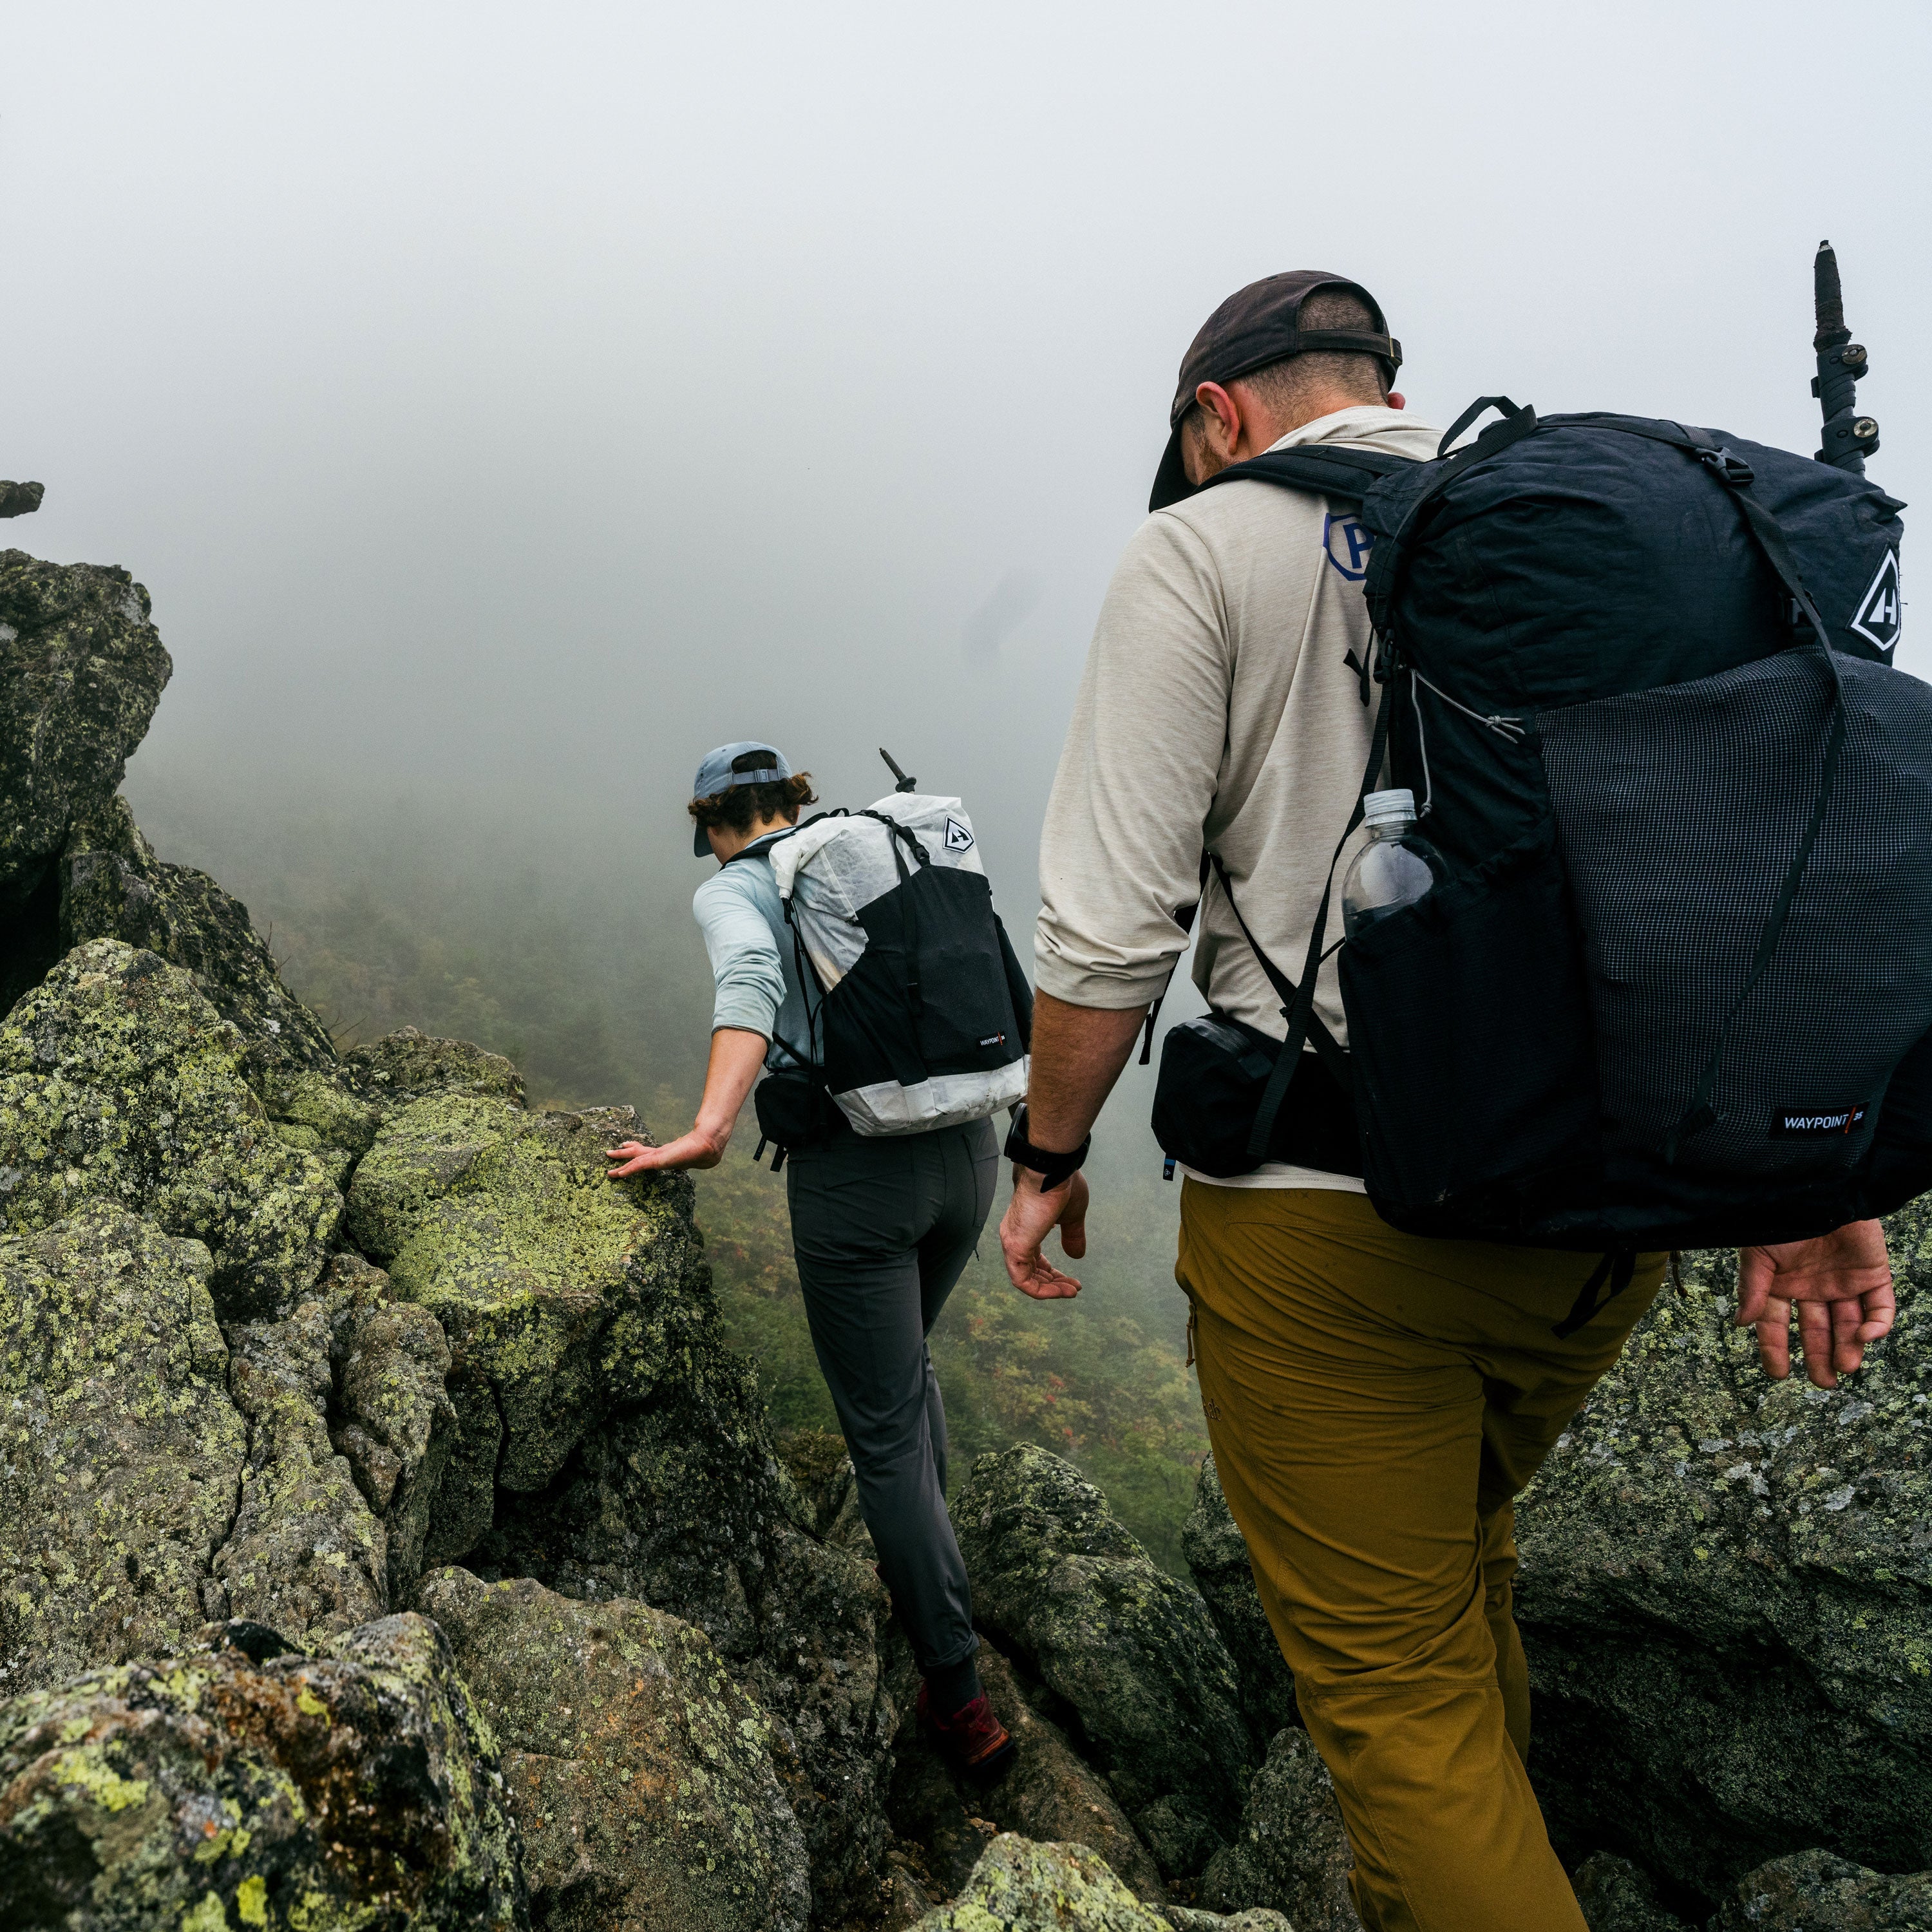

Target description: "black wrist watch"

left=1003, top=1103, right=1091, bottom=1192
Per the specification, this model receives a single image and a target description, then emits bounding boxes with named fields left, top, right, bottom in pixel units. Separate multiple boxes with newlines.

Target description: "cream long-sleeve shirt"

left=1035, top=404, right=1441, bottom=1189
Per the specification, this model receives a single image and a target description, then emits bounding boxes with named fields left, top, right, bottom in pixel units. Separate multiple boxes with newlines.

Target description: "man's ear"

left=1193, top=381, right=1242, bottom=461
left=1387, top=391, right=1406, bottom=411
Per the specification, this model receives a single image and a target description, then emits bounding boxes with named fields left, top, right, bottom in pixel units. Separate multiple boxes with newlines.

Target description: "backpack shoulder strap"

left=1196, top=444, right=1418, bottom=509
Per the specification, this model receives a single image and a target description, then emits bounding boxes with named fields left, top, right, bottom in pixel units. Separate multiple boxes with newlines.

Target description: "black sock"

left=923, top=1653, right=981, bottom=1718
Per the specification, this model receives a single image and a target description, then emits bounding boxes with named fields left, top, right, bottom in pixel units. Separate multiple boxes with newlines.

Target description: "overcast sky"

left=6, top=1, right=1929, bottom=898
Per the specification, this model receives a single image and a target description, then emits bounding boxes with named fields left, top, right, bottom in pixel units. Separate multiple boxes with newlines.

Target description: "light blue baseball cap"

left=690, top=741, right=793, bottom=855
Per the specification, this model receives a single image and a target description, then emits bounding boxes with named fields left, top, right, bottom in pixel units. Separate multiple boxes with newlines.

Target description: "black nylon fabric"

left=1359, top=414, right=1904, bottom=871
left=1538, top=647, right=1932, bottom=1182
left=820, top=865, right=1025, bottom=1099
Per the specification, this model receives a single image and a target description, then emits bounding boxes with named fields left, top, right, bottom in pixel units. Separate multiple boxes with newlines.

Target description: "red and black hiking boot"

left=918, top=1682, right=1017, bottom=1781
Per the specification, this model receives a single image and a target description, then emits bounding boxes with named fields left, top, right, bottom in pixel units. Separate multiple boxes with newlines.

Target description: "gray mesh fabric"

left=1538, top=650, right=1932, bottom=1180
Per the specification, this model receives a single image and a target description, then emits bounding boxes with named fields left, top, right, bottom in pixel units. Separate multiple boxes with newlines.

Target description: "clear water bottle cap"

left=1362, top=788, right=1417, bottom=829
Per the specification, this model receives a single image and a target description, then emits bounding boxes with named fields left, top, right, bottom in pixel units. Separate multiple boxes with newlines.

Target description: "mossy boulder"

left=0, top=553, right=169, bottom=902
left=340, top=1028, right=525, bottom=1110
left=1197, top=1728, right=1358, bottom=1931
left=1707, top=1848, right=1932, bottom=1929
left=0, top=940, right=342, bottom=1318
left=209, top=1300, right=390, bottom=1644
left=907, top=1833, right=1171, bottom=1931
left=345, top=1094, right=687, bottom=1494
left=473, top=1209, right=895, bottom=1925
left=952, top=1446, right=1256, bottom=1866
left=59, top=797, right=337, bottom=1072
left=322, top=1253, right=457, bottom=1601
left=0, top=1202, right=245, bottom=1698
left=1182, top=1454, right=1298, bottom=1741
left=416, top=1566, right=811, bottom=1932
left=0, top=1613, right=527, bottom=1929
left=1515, top=1194, right=1932, bottom=1900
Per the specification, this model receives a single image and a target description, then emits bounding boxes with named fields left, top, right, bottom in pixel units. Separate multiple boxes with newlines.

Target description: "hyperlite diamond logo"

left=1850, top=549, right=1902, bottom=651
left=944, top=818, right=974, bottom=852
left=1770, top=1104, right=1868, bottom=1137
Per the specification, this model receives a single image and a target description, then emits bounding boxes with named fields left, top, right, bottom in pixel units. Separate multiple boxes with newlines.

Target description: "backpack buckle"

left=1696, top=445, right=1756, bottom=487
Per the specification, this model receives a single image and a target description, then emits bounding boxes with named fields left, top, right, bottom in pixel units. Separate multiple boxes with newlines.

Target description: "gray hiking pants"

left=784, top=1115, right=998, bottom=1681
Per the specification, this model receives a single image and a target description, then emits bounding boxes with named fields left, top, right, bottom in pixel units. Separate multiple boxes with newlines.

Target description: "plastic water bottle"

left=1341, top=790, right=1445, bottom=938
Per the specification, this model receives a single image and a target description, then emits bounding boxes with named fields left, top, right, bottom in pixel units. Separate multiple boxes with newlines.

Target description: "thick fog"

left=6, top=1, right=1930, bottom=972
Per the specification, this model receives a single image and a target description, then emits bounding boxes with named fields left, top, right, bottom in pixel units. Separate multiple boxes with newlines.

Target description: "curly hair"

left=687, top=748, right=818, bottom=840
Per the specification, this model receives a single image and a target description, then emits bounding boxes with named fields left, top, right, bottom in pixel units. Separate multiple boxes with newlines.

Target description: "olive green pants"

left=1177, top=1183, right=1663, bottom=1932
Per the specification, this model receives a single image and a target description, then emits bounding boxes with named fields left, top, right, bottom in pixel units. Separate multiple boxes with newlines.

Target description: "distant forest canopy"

left=130, top=769, right=1208, bottom=1569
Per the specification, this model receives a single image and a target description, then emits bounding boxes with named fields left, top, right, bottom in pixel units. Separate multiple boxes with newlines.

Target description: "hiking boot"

left=918, top=1682, right=1016, bottom=1781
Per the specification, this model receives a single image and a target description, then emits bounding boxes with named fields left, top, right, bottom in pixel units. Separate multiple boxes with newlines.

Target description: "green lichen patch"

left=0, top=1613, right=528, bottom=1930
left=346, top=1097, right=678, bottom=1492
left=909, top=1833, right=1171, bottom=1931
left=0, top=1202, right=245, bottom=1698
left=338, top=1030, right=525, bottom=1112
left=415, top=1566, right=809, bottom=1931
left=0, top=940, right=342, bottom=1318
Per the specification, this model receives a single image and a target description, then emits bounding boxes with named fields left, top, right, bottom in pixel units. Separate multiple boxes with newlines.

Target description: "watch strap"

left=1003, top=1103, right=1091, bottom=1191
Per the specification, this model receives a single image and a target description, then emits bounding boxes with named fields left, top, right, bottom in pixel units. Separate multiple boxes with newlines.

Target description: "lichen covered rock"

left=0, top=1203, right=245, bottom=1698
left=0, top=553, right=169, bottom=898
left=1573, top=1852, right=1694, bottom=1932
left=1709, top=1847, right=1932, bottom=1929
left=0, top=940, right=342, bottom=1318
left=0, top=1612, right=527, bottom=1929
left=210, top=1300, right=390, bottom=1643
left=908, top=1833, right=1170, bottom=1931
left=1183, top=1454, right=1298, bottom=1741
left=886, top=1634, right=1166, bottom=1904
left=1197, top=1726, right=1358, bottom=1931
left=346, top=1095, right=682, bottom=1493
left=59, top=796, right=337, bottom=1071
left=952, top=1446, right=1257, bottom=1864
left=323, top=1253, right=457, bottom=1600
left=1515, top=1195, right=1932, bottom=1897
left=416, top=1566, right=811, bottom=1932
left=341, top=1027, right=526, bottom=1110
left=478, top=1213, right=896, bottom=1924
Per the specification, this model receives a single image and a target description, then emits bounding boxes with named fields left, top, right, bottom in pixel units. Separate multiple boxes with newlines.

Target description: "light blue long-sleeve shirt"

left=691, top=831, right=817, bottom=1068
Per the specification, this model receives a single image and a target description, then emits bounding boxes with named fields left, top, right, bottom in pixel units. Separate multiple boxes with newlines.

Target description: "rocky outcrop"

left=59, top=796, right=337, bottom=1070
left=1514, top=1195, right=1932, bottom=1902
left=1182, top=1454, right=1298, bottom=1741
left=1707, top=1848, right=1932, bottom=1929
left=1197, top=1727, right=1359, bottom=1931
left=417, top=1566, right=812, bottom=1932
left=1574, top=1852, right=1694, bottom=1932
left=345, top=1094, right=683, bottom=1495
left=0, top=941, right=343, bottom=1318
left=0, top=1613, right=527, bottom=1929
left=341, top=1025, right=527, bottom=1108
left=886, top=1633, right=1166, bottom=1904
left=909, top=1834, right=1170, bottom=1931
left=0, top=555, right=169, bottom=1015
left=0, top=1203, right=246, bottom=1697
left=952, top=1445, right=1257, bottom=1877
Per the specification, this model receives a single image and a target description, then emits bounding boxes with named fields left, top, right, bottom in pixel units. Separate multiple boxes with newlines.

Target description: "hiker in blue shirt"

left=605, top=741, right=1015, bottom=1778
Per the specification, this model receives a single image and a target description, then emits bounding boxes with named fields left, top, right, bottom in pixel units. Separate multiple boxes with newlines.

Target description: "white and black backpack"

left=750, top=786, right=1031, bottom=1160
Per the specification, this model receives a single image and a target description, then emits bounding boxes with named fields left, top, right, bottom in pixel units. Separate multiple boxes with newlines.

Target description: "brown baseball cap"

left=1148, top=270, right=1401, bottom=512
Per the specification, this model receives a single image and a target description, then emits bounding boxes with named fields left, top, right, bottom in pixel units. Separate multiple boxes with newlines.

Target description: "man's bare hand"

left=999, top=1170, right=1089, bottom=1301
left=605, top=1132, right=721, bottom=1177
left=1736, top=1219, right=1894, bottom=1390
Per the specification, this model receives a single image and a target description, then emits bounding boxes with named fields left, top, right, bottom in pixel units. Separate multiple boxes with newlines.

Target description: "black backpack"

left=1156, top=402, right=1931, bottom=1262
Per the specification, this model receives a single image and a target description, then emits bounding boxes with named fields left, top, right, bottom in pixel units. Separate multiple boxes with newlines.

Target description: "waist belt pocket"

left=1339, top=826, right=1599, bottom=1237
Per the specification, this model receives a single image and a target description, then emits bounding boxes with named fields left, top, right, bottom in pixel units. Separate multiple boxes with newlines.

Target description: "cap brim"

left=694, top=822, right=712, bottom=858
left=1149, top=421, right=1200, bottom=513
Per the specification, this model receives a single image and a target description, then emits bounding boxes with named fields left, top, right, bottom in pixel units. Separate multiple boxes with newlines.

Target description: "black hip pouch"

left=753, top=1067, right=849, bottom=1166
left=1151, top=1011, right=1362, bottom=1180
